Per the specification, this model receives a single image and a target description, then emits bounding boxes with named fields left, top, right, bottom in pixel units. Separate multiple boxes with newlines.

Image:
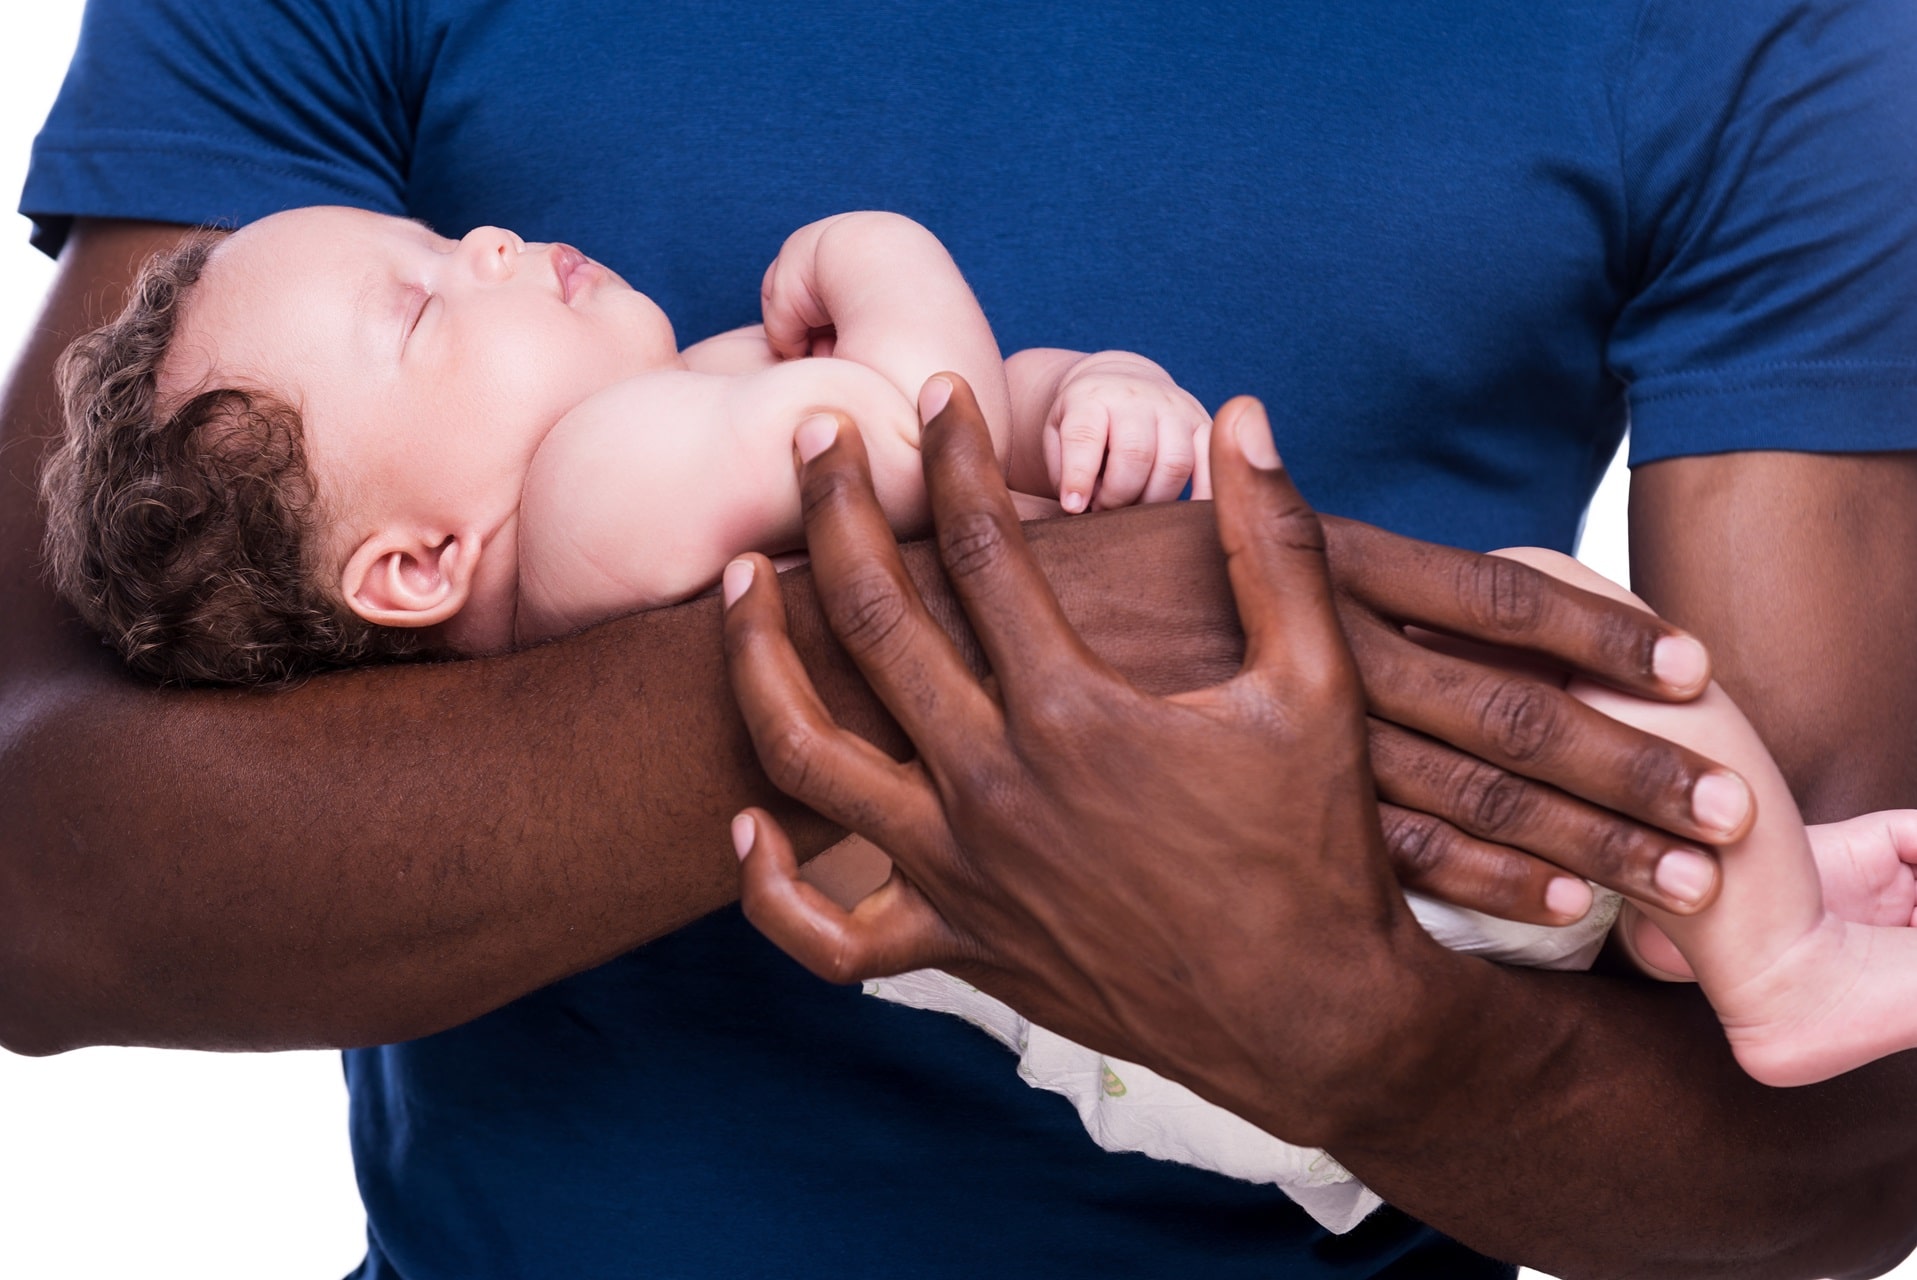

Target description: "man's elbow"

left=1810, top=1141, right=1917, bottom=1280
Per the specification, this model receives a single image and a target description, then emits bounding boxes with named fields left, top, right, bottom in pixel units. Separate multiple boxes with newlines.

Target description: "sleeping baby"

left=41, top=208, right=1208, bottom=682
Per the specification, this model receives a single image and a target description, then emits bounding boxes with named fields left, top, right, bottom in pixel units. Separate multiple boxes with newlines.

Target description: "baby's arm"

left=515, top=358, right=929, bottom=645
left=1504, top=548, right=1917, bottom=1087
left=1004, top=348, right=1212, bottom=512
left=760, top=212, right=1013, bottom=465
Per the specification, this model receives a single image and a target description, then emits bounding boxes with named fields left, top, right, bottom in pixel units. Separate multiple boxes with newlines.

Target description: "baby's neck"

left=433, top=507, right=524, bottom=657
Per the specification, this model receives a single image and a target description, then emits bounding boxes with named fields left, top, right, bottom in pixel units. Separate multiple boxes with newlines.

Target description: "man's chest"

left=402, top=0, right=1640, bottom=548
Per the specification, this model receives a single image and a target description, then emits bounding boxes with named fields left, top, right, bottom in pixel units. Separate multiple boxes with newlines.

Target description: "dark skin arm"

left=0, top=222, right=1731, bottom=1054
left=732, top=384, right=1917, bottom=1280
left=1630, top=450, right=1917, bottom=822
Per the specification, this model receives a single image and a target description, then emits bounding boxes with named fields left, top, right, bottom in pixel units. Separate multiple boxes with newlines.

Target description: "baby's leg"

left=1496, top=549, right=1887, bottom=1086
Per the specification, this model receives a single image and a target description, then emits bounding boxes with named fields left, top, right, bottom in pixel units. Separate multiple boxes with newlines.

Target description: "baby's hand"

left=1045, top=352, right=1211, bottom=512
left=761, top=212, right=939, bottom=361
left=759, top=214, right=850, bottom=360
left=1806, top=810, right=1917, bottom=927
left=1625, top=809, right=1917, bottom=981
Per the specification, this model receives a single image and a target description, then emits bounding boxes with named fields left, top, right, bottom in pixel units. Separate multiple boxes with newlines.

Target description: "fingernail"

left=730, top=812, right=755, bottom=861
left=1653, top=635, right=1709, bottom=692
left=1654, top=848, right=1717, bottom=906
left=1063, top=490, right=1086, bottom=513
left=721, top=558, right=755, bottom=609
left=1544, top=876, right=1593, bottom=920
left=1234, top=402, right=1281, bottom=470
left=795, top=413, right=839, bottom=463
left=919, top=376, right=953, bottom=421
left=1690, top=771, right=1752, bottom=837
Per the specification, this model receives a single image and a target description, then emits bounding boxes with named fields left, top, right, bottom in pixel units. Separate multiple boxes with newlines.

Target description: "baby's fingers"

left=1091, top=402, right=1158, bottom=510
left=1138, top=409, right=1201, bottom=505
left=1053, top=406, right=1112, bottom=515
left=1616, top=906, right=1696, bottom=981
left=735, top=809, right=968, bottom=983
left=1190, top=419, right=1213, bottom=500
left=759, top=258, right=831, bottom=360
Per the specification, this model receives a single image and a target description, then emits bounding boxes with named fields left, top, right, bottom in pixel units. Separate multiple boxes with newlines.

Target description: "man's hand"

left=1321, top=521, right=1754, bottom=925
left=726, top=379, right=1453, bottom=1139
left=1042, top=351, right=1212, bottom=512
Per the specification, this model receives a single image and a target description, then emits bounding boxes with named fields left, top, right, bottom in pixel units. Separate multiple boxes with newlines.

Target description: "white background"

left=0, top=5, right=1895, bottom=1279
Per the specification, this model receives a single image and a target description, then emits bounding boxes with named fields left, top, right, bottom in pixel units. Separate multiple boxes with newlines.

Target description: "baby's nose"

left=459, top=225, right=527, bottom=280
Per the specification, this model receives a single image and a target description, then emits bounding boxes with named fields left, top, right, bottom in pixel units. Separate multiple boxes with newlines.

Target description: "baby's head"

left=41, top=206, right=677, bottom=682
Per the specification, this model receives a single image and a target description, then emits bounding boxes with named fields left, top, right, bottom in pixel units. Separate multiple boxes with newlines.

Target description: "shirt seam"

left=1633, top=368, right=1917, bottom=406
left=29, top=140, right=395, bottom=205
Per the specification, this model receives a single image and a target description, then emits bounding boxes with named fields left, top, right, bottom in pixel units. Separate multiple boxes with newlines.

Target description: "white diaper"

left=865, top=886, right=1621, bottom=1234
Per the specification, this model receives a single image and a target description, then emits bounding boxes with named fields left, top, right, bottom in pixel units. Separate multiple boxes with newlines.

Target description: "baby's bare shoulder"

left=551, top=367, right=735, bottom=441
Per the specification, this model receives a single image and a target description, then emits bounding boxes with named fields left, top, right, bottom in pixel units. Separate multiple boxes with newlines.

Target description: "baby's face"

left=165, top=206, right=678, bottom=545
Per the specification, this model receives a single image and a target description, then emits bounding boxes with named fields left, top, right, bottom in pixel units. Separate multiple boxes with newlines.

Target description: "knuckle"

left=1252, top=498, right=1331, bottom=560
left=1382, top=809, right=1454, bottom=882
left=1626, top=740, right=1694, bottom=809
left=1475, top=854, right=1542, bottom=914
left=1591, top=605, right=1658, bottom=675
left=1450, top=760, right=1534, bottom=837
left=819, top=935, right=865, bottom=985
left=943, top=742, right=1019, bottom=807
left=1155, top=450, right=1194, bottom=480
left=829, top=565, right=914, bottom=661
left=1456, top=554, right=1546, bottom=638
left=1285, top=650, right=1362, bottom=720
left=798, top=460, right=866, bottom=524
left=1583, top=819, right=1647, bottom=885
left=1476, top=676, right=1562, bottom=764
left=1060, top=420, right=1107, bottom=445
left=1017, top=682, right=1098, bottom=744
left=1366, top=719, right=1414, bottom=776
left=938, top=509, right=1014, bottom=584
left=760, top=717, right=828, bottom=797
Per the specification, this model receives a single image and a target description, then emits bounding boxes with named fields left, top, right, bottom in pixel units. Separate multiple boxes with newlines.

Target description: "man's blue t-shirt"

left=23, top=1, right=1917, bottom=1277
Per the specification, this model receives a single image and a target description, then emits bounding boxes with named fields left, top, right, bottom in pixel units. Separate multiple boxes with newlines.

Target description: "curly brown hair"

left=39, top=231, right=423, bottom=685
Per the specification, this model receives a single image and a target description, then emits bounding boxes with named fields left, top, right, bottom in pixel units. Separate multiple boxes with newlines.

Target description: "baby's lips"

left=550, top=244, right=598, bottom=304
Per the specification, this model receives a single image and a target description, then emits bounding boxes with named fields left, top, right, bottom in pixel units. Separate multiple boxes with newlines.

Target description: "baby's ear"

left=341, top=528, right=477, bottom=628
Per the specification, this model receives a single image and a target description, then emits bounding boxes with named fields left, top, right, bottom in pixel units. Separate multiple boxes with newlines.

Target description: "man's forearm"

left=1309, top=450, right=1917, bottom=1278
left=3, top=528, right=1238, bottom=1053
left=1313, top=959, right=1917, bottom=1279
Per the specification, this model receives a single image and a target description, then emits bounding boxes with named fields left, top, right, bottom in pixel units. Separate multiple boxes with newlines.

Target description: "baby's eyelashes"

left=401, top=287, right=433, bottom=354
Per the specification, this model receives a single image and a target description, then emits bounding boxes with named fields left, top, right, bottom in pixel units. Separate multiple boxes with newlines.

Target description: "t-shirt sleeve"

left=1609, top=0, right=1917, bottom=463
left=20, top=0, right=418, bottom=257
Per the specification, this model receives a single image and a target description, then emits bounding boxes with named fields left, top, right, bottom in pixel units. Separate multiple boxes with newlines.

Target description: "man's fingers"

left=735, top=809, right=967, bottom=983
left=723, top=553, right=941, bottom=842
left=1322, top=518, right=1712, bottom=702
left=919, top=375, right=1112, bottom=707
left=1206, top=397, right=1356, bottom=701
left=788, top=415, right=1000, bottom=761
left=1369, top=719, right=1720, bottom=915
left=1357, top=627, right=1752, bottom=848
left=1378, top=803, right=1584, bottom=925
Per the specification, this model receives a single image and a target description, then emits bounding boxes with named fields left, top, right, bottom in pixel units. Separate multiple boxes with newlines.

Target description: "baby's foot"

left=1705, top=912, right=1881, bottom=1087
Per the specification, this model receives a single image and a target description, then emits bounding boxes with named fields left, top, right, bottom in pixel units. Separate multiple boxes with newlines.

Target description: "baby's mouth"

left=551, top=244, right=598, bottom=304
